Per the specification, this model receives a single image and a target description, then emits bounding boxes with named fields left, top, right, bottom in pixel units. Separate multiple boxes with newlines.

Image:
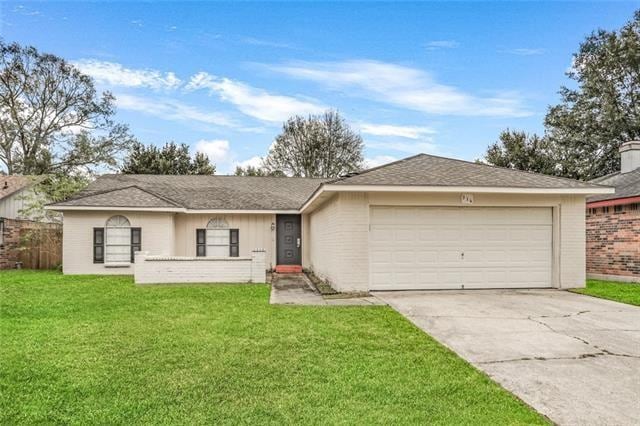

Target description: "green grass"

left=1, top=271, right=546, bottom=425
left=571, top=279, right=640, bottom=306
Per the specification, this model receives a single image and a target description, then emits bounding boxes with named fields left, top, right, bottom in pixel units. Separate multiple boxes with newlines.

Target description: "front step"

left=275, top=265, right=303, bottom=274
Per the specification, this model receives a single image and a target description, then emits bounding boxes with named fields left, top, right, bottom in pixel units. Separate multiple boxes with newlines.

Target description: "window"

left=196, top=218, right=239, bottom=257
left=93, top=228, right=104, bottom=263
left=104, top=215, right=131, bottom=264
left=131, top=227, right=141, bottom=262
left=614, top=205, right=623, bottom=213
left=630, top=203, right=639, bottom=211
left=603, top=206, right=609, bottom=214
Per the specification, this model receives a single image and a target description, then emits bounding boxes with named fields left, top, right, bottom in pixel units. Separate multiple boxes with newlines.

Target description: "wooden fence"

left=1, top=218, right=62, bottom=270
left=18, top=225, right=62, bottom=269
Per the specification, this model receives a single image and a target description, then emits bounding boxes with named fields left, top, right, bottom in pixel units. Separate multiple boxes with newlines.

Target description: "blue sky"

left=2, top=2, right=638, bottom=173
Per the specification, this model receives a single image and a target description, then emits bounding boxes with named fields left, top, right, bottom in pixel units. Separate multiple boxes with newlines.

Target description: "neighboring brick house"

left=587, top=141, right=640, bottom=283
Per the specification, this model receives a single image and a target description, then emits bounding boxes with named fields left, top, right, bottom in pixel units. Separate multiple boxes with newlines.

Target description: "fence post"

left=251, top=249, right=266, bottom=283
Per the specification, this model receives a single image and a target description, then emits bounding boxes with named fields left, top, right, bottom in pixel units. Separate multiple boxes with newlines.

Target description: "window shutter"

left=93, top=228, right=104, bottom=263
left=196, top=229, right=206, bottom=257
left=130, top=228, right=141, bottom=263
left=229, top=229, right=239, bottom=257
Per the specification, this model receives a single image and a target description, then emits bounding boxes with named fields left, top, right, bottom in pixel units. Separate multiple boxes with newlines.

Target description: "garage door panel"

left=370, top=207, right=552, bottom=290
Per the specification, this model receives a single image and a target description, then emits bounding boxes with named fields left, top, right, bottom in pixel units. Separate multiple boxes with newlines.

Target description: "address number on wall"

left=461, top=193, right=474, bottom=205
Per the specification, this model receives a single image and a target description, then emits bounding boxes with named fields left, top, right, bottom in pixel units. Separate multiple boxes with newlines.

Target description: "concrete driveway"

left=376, top=289, right=640, bottom=426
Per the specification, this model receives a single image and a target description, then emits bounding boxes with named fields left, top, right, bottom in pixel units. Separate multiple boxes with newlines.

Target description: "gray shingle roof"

left=52, top=174, right=327, bottom=210
left=51, top=154, right=610, bottom=211
left=587, top=168, right=640, bottom=202
left=329, top=154, right=605, bottom=189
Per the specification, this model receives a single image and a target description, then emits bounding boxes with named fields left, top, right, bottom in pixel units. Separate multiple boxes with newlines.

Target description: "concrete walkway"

left=270, top=274, right=383, bottom=306
left=376, top=289, right=640, bottom=426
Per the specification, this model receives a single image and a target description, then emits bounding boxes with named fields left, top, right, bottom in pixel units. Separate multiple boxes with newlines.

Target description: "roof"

left=51, top=174, right=327, bottom=211
left=49, top=154, right=611, bottom=212
left=587, top=168, right=640, bottom=203
left=329, top=154, right=606, bottom=189
left=0, top=175, right=33, bottom=200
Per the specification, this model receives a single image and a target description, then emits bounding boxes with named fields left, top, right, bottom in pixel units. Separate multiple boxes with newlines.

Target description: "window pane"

left=107, top=228, right=131, bottom=245
left=206, top=229, right=229, bottom=245
left=206, top=245, right=228, bottom=257
left=106, top=245, right=130, bottom=263
left=197, top=245, right=206, bottom=256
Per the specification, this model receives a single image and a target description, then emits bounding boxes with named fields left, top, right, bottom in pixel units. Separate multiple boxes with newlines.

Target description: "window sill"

left=105, top=262, right=131, bottom=268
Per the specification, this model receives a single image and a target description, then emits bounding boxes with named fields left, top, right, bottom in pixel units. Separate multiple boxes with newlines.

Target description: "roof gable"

left=55, top=186, right=181, bottom=208
left=0, top=176, right=34, bottom=200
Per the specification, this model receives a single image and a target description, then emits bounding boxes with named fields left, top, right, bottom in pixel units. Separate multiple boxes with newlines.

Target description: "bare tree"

left=264, top=110, right=364, bottom=178
left=0, top=41, right=133, bottom=175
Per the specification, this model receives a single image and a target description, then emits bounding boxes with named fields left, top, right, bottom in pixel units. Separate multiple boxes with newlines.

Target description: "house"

left=586, top=141, right=640, bottom=283
left=1, top=176, right=61, bottom=269
left=46, top=154, right=612, bottom=291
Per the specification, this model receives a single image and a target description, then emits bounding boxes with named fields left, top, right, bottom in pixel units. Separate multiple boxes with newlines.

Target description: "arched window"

left=105, top=215, right=133, bottom=264
left=195, top=217, right=239, bottom=257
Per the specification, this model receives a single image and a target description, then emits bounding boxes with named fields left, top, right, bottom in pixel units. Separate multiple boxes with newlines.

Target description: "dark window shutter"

left=130, top=228, right=141, bottom=263
left=229, top=229, right=239, bottom=257
left=93, top=228, right=104, bottom=263
left=196, top=229, right=206, bottom=257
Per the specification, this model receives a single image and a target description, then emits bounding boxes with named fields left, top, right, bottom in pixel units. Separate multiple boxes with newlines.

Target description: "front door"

left=276, top=214, right=301, bottom=265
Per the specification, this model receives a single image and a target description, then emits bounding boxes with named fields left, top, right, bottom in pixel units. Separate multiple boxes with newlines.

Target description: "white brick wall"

left=62, top=211, right=175, bottom=275
left=308, top=191, right=588, bottom=292
left=134, top=249, right=266, bottom=284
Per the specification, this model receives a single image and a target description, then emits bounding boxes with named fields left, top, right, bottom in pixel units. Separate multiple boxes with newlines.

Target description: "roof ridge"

left=102, top=173, right=327, bottom=180
left=327, top=153, right=426, bottom=184
left=49, top=184, right=183, bottom=207
left=417, top=153, right=610, bottom=188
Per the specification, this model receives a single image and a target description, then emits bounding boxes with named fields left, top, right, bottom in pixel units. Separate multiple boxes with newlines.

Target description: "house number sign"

left=461, top=193, right=474, bottom=205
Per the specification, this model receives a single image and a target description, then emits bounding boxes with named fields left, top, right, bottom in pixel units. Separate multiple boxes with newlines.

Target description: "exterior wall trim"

left=47, top=205, right=298, bottom=214
left=301, top=184, right=613, bottom=213
left=586, top=195, right=640, bottom=208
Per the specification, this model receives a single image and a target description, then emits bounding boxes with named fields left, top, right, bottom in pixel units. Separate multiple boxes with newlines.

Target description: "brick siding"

left=586, top=204, right=640, bottom=279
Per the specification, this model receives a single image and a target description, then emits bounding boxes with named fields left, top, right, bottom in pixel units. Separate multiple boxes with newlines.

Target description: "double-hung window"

left=94, top=215, right=141, bottom=264
left=196, top=218, right=239, bottom=257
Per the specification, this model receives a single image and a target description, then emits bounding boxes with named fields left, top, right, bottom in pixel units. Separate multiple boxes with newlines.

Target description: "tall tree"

left=234, top=164, right=284, bottom=176
left=483, top=10, right=640, bottom=180
left=264, top=110, right=364, bottom=178
left=0, top=41, right=134, bottom=175
left=544, top=10, right=640, bottom=180
left=120, top=141, right=216, bottom=175
left=483, top=130, right=558, bottom=176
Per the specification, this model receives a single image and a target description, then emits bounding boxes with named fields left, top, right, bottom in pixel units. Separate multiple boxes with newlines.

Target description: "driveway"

left=376, top=289, right=640, bottom=425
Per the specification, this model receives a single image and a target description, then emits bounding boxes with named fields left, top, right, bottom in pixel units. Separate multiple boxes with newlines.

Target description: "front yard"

left=0, top=271, right=546, bottom=425
left=571, top=279, right=640, bottom=306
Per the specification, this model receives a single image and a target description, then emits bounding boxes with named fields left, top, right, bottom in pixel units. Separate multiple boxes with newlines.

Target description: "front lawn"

left=0, top=271, right=546, bottom=425
left=571, top=279, right=640, bottom=306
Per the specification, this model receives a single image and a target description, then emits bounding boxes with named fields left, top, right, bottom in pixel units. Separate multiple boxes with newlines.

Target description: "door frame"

left=276, top=214, right=302, bottom=265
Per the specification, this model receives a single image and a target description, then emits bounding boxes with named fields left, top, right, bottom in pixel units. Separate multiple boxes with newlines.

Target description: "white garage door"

left=369, top=207, right=552, bottom=290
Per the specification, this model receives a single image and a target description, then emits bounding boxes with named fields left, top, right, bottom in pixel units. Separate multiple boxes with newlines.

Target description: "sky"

left=2, top=1, right=638, bottom=174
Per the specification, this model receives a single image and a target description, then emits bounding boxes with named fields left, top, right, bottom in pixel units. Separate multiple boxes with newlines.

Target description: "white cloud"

left=74, top=60, right=181, bottom=90
left=358, top=123, right=436, bottom=139
left=502, top=48, right=546, bottom=56
left=364, top=155, right=399, bottom=169
left=235, top=156, right=264, bottom=169
left=426, top=40, right=459, bottom=49
left=194, top=139, right=231, bottom=164
left=115, top=93, right=234, bottom=127
left=186, top=72, right=325, bottom=123
left=267, top=59, right=530, bottom=117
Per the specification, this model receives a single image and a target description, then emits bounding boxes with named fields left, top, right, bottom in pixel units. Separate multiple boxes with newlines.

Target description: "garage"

left=369, top=206, right=553, bottom=290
